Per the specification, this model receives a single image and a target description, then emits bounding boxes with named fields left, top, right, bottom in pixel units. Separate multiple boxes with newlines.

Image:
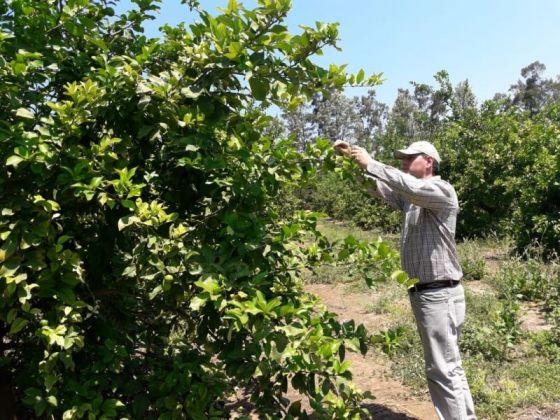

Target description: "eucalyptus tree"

left=509, top=61, right=560, bottom=115
left=353, top=89, right=388, bottom=152
left=282, top=88, right=388, bottom=154
left=451, top=80, right=477, bottom=121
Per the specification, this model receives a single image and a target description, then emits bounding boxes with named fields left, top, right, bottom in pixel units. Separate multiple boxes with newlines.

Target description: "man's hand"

left=334, top=140, right=373, bottom=169
left=334, top=141, right=379, bottom=197
left=351, top=146, right=373, bottom=169
left=334, top=140, right=352, bottom=157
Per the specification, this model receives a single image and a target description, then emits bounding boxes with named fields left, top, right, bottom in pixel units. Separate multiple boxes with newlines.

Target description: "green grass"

left=303, top=264, right=356, bottom=285
left=362, top=283, right=409, bottom=317
left=385, top=326, right=426, bottom=396
left=490, top=257, right=560, bottom=301
left=362, top=294, right=398, bottom=315
left=465, top=357, right=560, bottom=419
left=458, top=239, right=488, bottom=280
left=316, top=219, right=399, bottom=248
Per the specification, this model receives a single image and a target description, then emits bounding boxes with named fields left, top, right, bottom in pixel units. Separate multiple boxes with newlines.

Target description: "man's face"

left=400, top=154, right=432, bottom=178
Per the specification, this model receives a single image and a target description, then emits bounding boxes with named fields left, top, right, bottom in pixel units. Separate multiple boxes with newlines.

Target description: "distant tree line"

left=275, top=62, right=560, bottom=256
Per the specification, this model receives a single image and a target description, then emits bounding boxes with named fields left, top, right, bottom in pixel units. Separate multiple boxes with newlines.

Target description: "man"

left=334, top=140, right=476, bottom=420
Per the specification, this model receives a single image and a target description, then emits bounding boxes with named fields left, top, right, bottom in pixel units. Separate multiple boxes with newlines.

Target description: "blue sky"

left=118, top=0, right=560, bottom=106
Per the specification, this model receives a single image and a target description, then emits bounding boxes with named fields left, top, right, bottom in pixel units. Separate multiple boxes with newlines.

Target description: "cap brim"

left=394, top=148, right=422, bottom=160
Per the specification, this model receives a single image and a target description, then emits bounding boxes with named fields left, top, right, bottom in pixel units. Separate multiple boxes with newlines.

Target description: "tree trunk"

left=0, top=366, right=17, bottom=420
left=0, top=325, right=17, bottom=420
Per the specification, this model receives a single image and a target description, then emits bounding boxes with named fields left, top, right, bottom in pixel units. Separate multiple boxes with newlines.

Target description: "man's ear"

left=425, top=155, right=434, bottom=170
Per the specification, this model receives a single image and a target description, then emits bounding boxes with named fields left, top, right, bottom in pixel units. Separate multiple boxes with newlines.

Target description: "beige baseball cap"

left=394, top=141, right=441, bottom=163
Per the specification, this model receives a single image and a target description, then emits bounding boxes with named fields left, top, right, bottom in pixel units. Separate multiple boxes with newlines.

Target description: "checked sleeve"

left=365, top=160, right=458, bottom=210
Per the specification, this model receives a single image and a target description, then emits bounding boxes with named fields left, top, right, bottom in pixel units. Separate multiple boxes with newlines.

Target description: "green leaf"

left=6, top=308, right=17, bottom=323
left=391, top=270, right=409, bottom=285
left=118, top=215, right=139, bottom=230
left=102, top=399, right=124, bottom=416
left=288, top=400, right=302, bottom=416
left=182, top=86, right=203, bottom=99
left=149, top=285, right=163, bottom=300
left=195, top=277, right=221, bottom=297
left=343, top=338, right=361, bottom=353
left=137, top=95, right=151, bottom=110
left=337, top=248, right=349, bottom=260
left=225, top=41, right=242, bottom=59
left=12, top=62, right=26, bottom=74
left=377, top=242, right=390, bottom=257
left=57, top=287, right=76, bottom=304
left=121, top=199, right=135, bottom=209
left=0, top=237, right=17, bottom=263
left=227, top=0, right=238, bottom=12
left=10, top=318, right=29, bottom=334
left=334, top=359, right=351, bottom=374
left=344, top=235, right=357, bottom=246
left=16, top=108, right=34, bottom=119
left=356, top=68, right=365, bottom=84
left=249, top=77, right=269, bottom=101
left=190, top=296, right=207, bottom=311
left=6, top=155, right=24, bottom=167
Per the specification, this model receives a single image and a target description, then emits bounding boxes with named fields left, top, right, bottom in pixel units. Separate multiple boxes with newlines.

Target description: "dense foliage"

left=0, top=0, right=412, bottom=417
left=438, top=102, right=560, bottom=256
left=304, top=172, right=400, bottom=233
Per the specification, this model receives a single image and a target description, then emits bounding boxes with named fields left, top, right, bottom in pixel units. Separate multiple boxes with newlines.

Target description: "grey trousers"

left=409, top=284, right=476, bottom=420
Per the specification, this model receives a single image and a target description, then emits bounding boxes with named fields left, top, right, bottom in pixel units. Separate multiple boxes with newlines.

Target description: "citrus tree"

left=436, top=100, right=560, bottom=256
left=0, top=0, right=407, bottom=417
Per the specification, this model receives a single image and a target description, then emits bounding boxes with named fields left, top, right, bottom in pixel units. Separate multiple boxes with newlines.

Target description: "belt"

left=409, top=280, right=460, bottom=293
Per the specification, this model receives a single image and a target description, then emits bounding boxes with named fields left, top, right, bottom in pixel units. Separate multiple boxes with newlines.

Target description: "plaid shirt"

left=366, top=161, right=463, bottom=284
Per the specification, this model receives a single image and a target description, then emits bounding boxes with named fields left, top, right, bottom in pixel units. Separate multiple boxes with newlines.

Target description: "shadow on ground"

left=362, top=402, right=420, bottom=419
left=228, top=400, right=422, bottom=419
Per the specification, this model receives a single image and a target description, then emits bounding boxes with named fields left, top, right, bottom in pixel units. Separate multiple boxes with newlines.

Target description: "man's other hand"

left=351, top=146, right=373, bottom=169
left=334, top=140, right=351, bottom=157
